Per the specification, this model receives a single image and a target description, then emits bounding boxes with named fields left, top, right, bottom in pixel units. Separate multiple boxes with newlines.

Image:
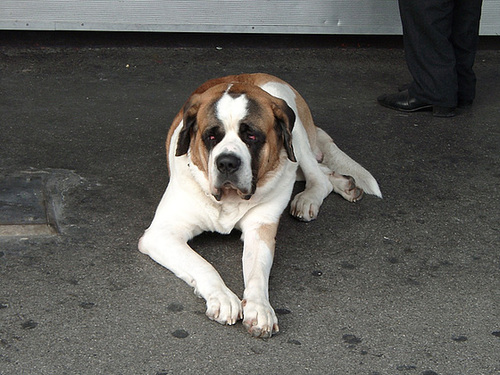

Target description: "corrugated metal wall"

left=0, top=0, right=498, bottom=35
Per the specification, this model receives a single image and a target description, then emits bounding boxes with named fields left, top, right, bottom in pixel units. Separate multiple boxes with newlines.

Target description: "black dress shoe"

left=377, top=90, right=455, bottom=117
left=378, top=89, right=432, bottom=112
left=400, top=85, right=474, bottom=109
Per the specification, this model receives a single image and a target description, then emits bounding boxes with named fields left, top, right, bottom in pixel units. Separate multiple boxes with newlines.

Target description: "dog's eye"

left=240, top=123, right=261, bottom=144
left=203, top=127, right=224, bottom=150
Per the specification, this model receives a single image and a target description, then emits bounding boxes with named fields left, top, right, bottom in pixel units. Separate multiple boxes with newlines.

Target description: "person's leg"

left=451, top=0, right=483, bottom=106
left=399, top=0, right=457, bottom=108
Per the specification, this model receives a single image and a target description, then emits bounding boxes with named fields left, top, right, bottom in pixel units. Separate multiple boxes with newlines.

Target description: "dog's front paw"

left=242, top=298, right=279, bottom=338
left=205, top=289, right=242, bottom=325
left=290, top=191, right=321, bottom=221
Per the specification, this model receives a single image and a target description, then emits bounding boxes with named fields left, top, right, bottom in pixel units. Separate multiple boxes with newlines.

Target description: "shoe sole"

left=378, top=101, right=455, bottom=117
left=378, top=101, right=433, bottom=113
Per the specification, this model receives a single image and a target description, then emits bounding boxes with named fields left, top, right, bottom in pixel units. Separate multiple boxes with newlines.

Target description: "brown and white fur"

left=139, top=73, right=381, bottom=338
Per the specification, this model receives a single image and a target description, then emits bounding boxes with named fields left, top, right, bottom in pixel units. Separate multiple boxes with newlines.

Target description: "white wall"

left=0, top=0, right=497, bottom=35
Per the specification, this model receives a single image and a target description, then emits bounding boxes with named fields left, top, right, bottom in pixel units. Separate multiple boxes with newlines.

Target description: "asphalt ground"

left=1, top=33, right=499, bottom=375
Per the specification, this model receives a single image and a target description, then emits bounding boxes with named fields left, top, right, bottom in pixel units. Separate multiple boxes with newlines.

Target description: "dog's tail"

left=316, top=128, right=382, bottom=198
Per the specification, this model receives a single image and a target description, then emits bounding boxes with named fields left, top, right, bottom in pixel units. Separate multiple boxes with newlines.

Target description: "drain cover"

left=0, top=176, right=58, bottom=236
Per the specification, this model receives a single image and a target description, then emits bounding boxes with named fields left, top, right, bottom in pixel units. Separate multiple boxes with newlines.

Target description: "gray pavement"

left=1, top=34, right=499, bottom=375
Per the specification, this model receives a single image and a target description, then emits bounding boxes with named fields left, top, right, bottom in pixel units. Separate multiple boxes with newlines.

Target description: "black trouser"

left=398, top=0, right=483, bottom=107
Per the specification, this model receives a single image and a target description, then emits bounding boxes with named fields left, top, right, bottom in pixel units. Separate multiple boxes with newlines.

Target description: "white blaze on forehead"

left=209, top=89, right=253, bottom=197
left=216, top=90, right=249, bottom=132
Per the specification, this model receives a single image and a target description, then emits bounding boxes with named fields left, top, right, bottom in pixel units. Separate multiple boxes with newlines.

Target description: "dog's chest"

left=205, top=200, right=253, bottom=234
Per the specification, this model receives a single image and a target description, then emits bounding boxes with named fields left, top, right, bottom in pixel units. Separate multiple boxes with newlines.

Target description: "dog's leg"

left=316, top=127, right=382, bottom=199
left=139, top=230, right=242, bottom=325
left=289, top=126, right=334, bottom=221
left=291, top=127, right=382, bottom=220
left=239, top=221, right=279, bottom=338
left=139, top=195, right=242, bottom=325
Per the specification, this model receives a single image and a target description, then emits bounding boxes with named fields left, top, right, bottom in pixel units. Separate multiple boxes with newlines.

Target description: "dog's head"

left=175, top=82, right=296, bottom=201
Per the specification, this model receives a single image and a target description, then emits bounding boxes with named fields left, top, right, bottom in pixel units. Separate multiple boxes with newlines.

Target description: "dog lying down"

left=139, top=73, right=382, bottom=338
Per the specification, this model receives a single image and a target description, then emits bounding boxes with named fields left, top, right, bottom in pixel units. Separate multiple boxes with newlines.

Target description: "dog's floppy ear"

left=175, top=94, right=200, bottom=156
left=272, top=99, right=296, bottom=162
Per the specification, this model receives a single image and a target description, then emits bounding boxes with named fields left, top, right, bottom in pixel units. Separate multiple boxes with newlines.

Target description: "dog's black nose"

left=216, top=153, right=241, bottom=174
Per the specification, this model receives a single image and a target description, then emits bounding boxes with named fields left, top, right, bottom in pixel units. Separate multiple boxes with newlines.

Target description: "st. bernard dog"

left=139, top=73, right=381, bottom=338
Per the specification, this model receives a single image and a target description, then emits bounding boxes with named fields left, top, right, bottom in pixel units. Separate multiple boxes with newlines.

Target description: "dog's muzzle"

left=212, top=153, right=252, bottom=201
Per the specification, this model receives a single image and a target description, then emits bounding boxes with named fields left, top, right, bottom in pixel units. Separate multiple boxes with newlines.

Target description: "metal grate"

left=0, top=176, right=58, bottom=236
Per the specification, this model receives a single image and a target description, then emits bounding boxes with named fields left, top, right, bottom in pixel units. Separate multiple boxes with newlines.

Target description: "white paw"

left=205, top=289, right=242, bottom=325
left=290, top=191, right=321, bottom=221
left=330, top=174, right=364, bottom=202
left=242, top=299, right=279, bottom=338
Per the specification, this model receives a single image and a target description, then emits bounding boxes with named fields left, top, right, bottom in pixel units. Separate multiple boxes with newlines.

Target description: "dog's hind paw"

left=330, top=173, right=364, bottom=202
left=343, top=175, right=364, bottom=202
